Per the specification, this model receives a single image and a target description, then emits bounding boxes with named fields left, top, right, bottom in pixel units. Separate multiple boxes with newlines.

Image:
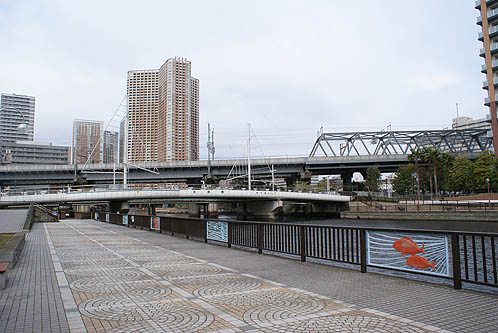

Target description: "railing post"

left=360, top=229, right=367, bottom=273
left=204, top=220, right=208, bottom=243
left=451, top=234, right=462, bottom=290
left=257, top=223, right=263, bottom=254
left=185, top=219, right=189, bottom=239
left=300, top=225, right=306, bottom=262
left=227, top=222, right=232, bottom=248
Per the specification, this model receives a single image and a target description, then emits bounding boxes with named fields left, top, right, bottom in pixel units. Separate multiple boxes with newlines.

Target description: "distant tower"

left=103, top=130, right=119, bottom=164
left=126, top=69, right=159, bottom=162
left=119, top=118, right=126, bottom=163
left=0, top=93, right=35, bottom=142
left=72, top=119, right=103, bottom=164
left=127, top=57, right=199, bottom=162
left=477, top=1, right=498, bottom=156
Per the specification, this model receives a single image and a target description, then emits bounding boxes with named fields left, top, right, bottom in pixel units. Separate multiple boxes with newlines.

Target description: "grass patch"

left=0, top=233, right=14, bottom=249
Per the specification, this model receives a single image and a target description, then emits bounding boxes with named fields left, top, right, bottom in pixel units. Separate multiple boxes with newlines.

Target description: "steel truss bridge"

left=310, top=128, right=492, bottom=157
left=0, top=128, right=493, bottom=186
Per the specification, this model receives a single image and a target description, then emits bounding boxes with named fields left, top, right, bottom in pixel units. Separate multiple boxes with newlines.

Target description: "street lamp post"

left=0, top=106, right=30, bottom=164
left=0, top=106, right=30, bottom=134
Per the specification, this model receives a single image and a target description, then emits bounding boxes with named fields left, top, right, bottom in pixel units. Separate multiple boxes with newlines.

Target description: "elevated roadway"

left=0, top=155, right=408, bottom=186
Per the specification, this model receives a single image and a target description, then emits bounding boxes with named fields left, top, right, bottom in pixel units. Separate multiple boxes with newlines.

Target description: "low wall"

left=0, top=232, right=25, bottom=267
left=342, top=211, right=498, bottom=222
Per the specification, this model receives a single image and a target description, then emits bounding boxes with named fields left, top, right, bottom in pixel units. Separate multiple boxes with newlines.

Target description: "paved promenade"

left=1, top=219, right=497, bottom=332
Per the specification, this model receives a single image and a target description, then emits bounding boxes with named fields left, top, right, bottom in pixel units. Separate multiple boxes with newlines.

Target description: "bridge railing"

left=349, top=199, right=498, bottom=213
left=91, top=212, right=498, bottom=292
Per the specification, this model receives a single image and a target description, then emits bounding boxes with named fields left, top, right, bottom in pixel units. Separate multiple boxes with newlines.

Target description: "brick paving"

left=0, top=224, right=69, bottom=332
left=2, top=218, right=498, bottom=332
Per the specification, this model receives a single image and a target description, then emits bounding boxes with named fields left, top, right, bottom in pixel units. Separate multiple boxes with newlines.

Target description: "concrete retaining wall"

left=342, top=211, right=498, bottom=222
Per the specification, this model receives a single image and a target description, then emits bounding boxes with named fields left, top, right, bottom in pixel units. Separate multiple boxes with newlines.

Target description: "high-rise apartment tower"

left=477, top=0, right=498, bottom=156
left=72, top=120, right=103, bottom=164
left=0, top=93, right=35, bottom=142
left=127, top=57, right=199, bottom=162
left=103, top=130, right=119, bottom=164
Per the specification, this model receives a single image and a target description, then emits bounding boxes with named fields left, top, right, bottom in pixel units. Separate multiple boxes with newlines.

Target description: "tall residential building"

left=127, top=69, right=159, bottom=162
left=0, top=93, right=35, bottom=142
left=119, top=118, right=126, bottom=163
left=72, top=119, right=103, bottom=164
left=103, top=130, right=119, bottom=164
left=127, top=57, right=199, bottom=162
left=477, top=0, right=498, bottom=155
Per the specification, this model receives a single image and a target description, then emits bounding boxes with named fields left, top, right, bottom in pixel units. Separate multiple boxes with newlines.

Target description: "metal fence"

left=92, top=212, right=498, bottom=292
left=349, top=200, right=498, bottom=213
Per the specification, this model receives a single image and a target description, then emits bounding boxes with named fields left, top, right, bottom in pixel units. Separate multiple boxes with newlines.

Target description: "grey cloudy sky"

left=0, top=0, right=487, bottom=159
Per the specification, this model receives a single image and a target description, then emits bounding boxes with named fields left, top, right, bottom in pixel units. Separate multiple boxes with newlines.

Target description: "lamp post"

left=0, top=107, right=29, bottom=164
left=0, top=106, right=30, bottom=134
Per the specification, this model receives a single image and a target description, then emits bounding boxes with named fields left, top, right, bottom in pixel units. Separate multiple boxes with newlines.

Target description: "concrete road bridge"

left=0, top=188, right=351, bottom=219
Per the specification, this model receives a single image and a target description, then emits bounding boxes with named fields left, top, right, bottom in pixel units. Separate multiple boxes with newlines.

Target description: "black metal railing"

left=91, top=212, right=498, bottom=292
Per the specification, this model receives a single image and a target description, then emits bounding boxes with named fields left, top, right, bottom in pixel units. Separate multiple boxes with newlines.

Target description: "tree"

left=448, top=155, right=473, bottom=193
left=437, top=152, right=455, bottom=193
left=407, top=148, right=422, bottom=198
left=424, top=147, right=442, bottom=196
left=392, top=164, right=416, bottom=195
left=292, top=180, right=311, bottom=192
left=365, top=167, right=381, bottom=193
left=473, top=151, right=494, bottom=191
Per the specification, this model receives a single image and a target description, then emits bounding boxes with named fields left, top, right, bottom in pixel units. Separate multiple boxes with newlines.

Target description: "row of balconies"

left=480, top=42, right=498, bottom=56
left=476, top=0, right=498, bottom=9
left=479, top=24, right=498, bottom=40
left=477, top=5, right=498, bottom=25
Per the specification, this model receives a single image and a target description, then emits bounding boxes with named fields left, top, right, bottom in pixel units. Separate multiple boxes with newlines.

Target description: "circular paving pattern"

left=64, top=266, right=136, bottom=276
left=78, top=297, right=146, bottom=321
left=142, top=257, right=200, bottom=267
left=69, top=271, right=149, bottom=292
left=121, top=283, right=172, bottom=300
left=58, top=252, right=117, bottom=260
left=242, top=293, right=325, bottom=325
left=70, top=280, right=122, bottom=294
left=193, top=277, right=264, bottom=297
left=208, top=290, right=324, bottom=307
left=150, top=264, right=222, bottom=279
left=80, top=298, right=214, bottom=332
left=125, top=254, right=180, bottom=262
left=252, top=315, right=426, bottom=333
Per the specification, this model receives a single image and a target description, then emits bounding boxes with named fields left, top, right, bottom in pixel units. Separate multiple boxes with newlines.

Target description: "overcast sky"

left=0, top=0, right=488, bottom=159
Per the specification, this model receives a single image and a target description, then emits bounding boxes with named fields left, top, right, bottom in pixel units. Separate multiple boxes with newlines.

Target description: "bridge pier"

left=109, top=201, right=130, bottom=215
left=341, top=171, right=354, bottom=192
left=189, top=203, right=219, bottom=218
left=247, top=200, right=283, bottom=220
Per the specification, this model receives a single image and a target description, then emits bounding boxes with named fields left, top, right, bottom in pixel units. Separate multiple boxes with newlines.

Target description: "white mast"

left=248, top=123, right=251, bottom=191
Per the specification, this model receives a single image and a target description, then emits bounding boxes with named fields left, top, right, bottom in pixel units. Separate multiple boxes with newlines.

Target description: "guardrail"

left=92, top=213, right=498, bottom=292
left=350, top=200, right=498, bottom=213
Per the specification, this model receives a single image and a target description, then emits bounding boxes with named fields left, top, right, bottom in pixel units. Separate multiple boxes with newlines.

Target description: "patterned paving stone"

left=31, top=219, right=496, bottom=332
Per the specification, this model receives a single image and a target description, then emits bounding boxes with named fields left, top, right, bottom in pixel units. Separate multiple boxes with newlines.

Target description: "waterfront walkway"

left=1, top=219, right=497, bottom=332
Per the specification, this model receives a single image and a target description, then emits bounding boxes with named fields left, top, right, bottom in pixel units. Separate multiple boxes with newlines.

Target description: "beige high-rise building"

left=127, top=57, right=199, bottom=162
left=477, top=0, right=498, bottom=156
left=72, top=119, right=103, bottom=164
left=126, top=69, right=159, bottom=162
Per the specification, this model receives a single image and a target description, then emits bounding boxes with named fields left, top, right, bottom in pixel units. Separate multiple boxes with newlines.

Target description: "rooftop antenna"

left=456, top=102, right=459, bottom=118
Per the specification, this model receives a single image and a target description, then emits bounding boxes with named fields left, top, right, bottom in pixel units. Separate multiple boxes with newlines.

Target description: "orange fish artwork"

left=406, top=255, right=436, bottom=271
left=392, top=237, right=424, bottom=256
